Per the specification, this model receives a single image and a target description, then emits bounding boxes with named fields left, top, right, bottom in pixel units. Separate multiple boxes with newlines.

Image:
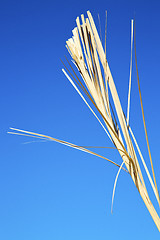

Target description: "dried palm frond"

left=8, top=11, right=160, bottom=231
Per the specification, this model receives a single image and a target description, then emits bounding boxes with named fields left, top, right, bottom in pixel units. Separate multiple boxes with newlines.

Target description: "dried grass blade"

left=134, top=21, right=159, bottom=203
left=111, top=161, right=125, bottom=213
left=8, top=131, right=49, bottom=140
left=129, top=126, right=159, bottom=203
left=8, top=128, right=127, bottom=171
left=127, top=19, right=134, bottom=126
left=105, top=11, right=107, bottom=59
left=98, top=13, right=102, bottom=43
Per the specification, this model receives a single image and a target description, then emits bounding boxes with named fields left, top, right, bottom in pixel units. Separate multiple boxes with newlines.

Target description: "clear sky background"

left=0, top=0, right=160, bottom=239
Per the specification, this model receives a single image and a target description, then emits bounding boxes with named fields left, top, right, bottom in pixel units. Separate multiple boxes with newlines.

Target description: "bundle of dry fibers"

left=8, top=11, right=160, bottom=231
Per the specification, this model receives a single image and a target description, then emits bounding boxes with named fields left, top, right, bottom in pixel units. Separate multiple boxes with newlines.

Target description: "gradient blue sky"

left=1, top=0, right=160, bottom=239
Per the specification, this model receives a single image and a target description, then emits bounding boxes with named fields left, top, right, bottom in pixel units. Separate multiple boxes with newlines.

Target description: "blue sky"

left=0, top=0, right=160, bottom=239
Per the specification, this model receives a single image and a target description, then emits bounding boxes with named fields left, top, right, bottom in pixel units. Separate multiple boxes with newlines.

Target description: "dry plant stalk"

left=8, top=11, right=160, bottom=231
